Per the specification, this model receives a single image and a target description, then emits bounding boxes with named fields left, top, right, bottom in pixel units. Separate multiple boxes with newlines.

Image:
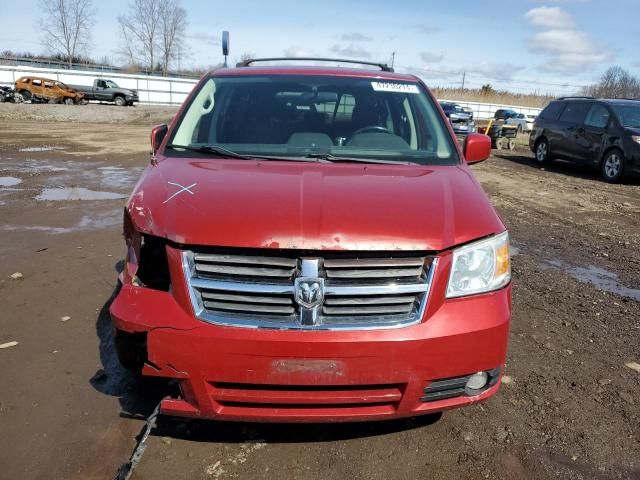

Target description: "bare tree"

left=117, top=0, right=163, bottom=72
left=584, top=66, right=640, bottom=99
left=118, top=0, right=187, bottom=75
left=38, top=0, right=96, bottom=67
left=159, top=0, right=187, bottom=76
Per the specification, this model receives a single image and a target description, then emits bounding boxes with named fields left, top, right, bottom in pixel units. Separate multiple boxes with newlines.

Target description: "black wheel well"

left=535, top=135, right=548, bottom=147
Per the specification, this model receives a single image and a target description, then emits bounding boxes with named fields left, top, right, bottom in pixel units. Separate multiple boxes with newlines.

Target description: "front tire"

left=114, top=95, right=126, bottom=107
left=601, top=149, right=625, bottom=183
left=64, top=97, right=75, bottom=105
left=535, top=138, right=550, bottom=164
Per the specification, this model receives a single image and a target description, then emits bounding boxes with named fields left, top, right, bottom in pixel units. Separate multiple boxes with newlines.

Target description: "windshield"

left=168, top=75, right=458, bottom=165
left=612, top=104, right=640, bottom=128
left=105, top=80, right=119, bottom=88
left=56, top=82, right=69, bottom=90
left=442, top=103, right=464, bottom=114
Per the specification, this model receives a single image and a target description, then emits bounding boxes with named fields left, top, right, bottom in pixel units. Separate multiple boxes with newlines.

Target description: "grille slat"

left=204, top=300, right=295, bottom=315
left=185, top=251, right=434, bottom=329
left=196, top=263, right=296, bottom=278
left=324, top=295, right=416, bottom=305
left=195, top=253, right=297, bottom=268
left=201, top=291, right=292, bottom=305
left=325, top=267, right=424, bottom=279
left=324, top=258, right=425, bottom=268
left=323, top=304, right=414, bottom=315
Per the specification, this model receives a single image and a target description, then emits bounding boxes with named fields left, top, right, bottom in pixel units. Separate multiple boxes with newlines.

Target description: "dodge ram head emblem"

left=294, top=277, right=324, bottom=309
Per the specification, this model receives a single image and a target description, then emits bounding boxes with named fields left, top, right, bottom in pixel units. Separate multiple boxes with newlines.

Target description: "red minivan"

left=110, top=59, right=511, bottom=422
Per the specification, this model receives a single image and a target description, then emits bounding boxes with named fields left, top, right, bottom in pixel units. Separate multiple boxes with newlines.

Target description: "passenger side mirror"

left=151, top=124, right=168, bottom=156
left=463, top=133, right=491, bottom=164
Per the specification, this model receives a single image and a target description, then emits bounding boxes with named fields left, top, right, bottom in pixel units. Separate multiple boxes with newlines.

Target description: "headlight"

left=631, top=135, right=640, bottom=144
left=446, top=231, right=511, bottom=298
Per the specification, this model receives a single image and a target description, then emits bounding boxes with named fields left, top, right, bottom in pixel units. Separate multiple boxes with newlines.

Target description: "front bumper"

left=110, top=264, right=511, bottom=422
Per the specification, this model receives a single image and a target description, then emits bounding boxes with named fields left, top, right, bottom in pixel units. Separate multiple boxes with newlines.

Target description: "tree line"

left=37, top=0, right=187, bottom=76
left=583, top=66, right=640, bottom=99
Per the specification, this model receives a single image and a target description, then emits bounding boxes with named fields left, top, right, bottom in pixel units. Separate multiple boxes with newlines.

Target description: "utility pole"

left=461, top=71, right=466, bottom=89
left=391, top=51, right=396, bottom=68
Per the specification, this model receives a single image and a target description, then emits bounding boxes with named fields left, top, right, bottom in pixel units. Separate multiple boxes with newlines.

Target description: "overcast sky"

left=1, top=0, right=638, bottom=94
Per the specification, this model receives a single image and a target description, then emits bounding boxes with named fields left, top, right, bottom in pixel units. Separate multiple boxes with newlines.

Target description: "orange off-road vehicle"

left=14, top=76, right=84, bottom=104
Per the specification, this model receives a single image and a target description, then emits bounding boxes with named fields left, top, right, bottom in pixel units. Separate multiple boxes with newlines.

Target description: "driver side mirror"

left=151, top=124, right=168, bottom=157
left=463, top=133, right=491, bottom=164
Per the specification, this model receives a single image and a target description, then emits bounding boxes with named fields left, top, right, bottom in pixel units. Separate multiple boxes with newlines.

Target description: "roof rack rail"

left=556, top=96, right=594, bottom=100
left=235, top=57, right=394, bottom=72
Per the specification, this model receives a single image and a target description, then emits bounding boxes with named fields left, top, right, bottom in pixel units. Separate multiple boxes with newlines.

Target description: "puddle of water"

left=543, top=259, right=640, bottom=301
left=1, top=210, right=122, bottom=234
left=0, top=159, right=71, bottom=174
left=98, top=166, right=140, bottom=189
left=36, top=187, right=126, bottom=201
left=569, top=265, right=640, bottom=301
left=18, top=146, right=66, bottom=152
left=0, top=176, right=22, bottom=187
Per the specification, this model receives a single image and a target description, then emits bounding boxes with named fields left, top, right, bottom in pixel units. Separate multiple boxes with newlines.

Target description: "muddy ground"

left=0, top=104, right=639, bottom=480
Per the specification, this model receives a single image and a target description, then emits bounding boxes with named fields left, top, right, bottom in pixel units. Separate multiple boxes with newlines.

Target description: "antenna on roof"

left=222, top=31, right=229, bottom=67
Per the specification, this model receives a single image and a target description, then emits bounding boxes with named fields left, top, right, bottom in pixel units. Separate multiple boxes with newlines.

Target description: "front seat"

left=350, top=100, right=381, bottom=134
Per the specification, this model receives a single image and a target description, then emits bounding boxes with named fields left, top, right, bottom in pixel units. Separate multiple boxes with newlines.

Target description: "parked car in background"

left=70, top=79, right=139, bottom=106
left=507, top=113, right=537, bottom=133
left=494, top=109, right=518, bottom=121
left=14, top=76, right=84, bottom=104
left=439, top=101, right=476, bottom=134
left=0, top=86, right=18, bottom=103
left=529, top=96, right=640, bottom=182
left=110, top=58, right=511, bottom=423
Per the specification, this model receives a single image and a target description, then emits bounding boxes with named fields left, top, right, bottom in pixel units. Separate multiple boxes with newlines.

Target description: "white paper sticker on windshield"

left=371, top=82, right=419, bottom=94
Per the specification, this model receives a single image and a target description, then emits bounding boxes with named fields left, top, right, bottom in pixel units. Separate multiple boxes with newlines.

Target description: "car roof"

left=599, top=98, right=640, bottom=105
left=211, top=65, right=419, bottom=82
left=554, top=98, right=640, bottom=105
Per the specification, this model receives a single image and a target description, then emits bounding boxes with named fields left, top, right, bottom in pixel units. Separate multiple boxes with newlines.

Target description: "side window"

left=32, top=79, right=42, bottom=86
left=584, top=105, right=610, bottom=128
left=539, top=102, right=563, bottom=120
left=559, top=102, right=590, bottom=124
left=44, top=81, right=54, bottom=88
left=97, top=80, right=106, bottom=88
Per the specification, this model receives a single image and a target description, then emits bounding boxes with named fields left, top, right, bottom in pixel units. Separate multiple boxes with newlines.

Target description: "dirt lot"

left=0, top=104, right=639, bottom=480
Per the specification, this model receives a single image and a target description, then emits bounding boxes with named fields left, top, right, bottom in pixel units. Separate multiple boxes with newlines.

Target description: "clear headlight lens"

left=631, top=135, right=640, bottom=144
left=446, top=231, right=511, bottom=298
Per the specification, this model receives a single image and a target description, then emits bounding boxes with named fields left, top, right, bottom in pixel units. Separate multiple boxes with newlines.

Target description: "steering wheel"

left=347, top=125, right=393, bottom=143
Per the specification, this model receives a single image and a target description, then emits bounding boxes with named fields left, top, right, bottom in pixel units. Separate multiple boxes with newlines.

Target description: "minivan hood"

left=128, top=157, right=504, bottom=251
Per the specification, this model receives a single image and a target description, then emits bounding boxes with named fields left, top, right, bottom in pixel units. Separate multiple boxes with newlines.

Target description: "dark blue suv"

left=529, top=97, right=640, bottom=182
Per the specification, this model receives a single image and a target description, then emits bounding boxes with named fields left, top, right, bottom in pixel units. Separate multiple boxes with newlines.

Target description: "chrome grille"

left=183, top=250, right=436, bottom=330
left=193, top=253, right=297, bottom=281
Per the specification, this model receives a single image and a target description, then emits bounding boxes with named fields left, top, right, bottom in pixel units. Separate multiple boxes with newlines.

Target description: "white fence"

left=441, top=99, right=542, bottom=121
left=0, top=65, right=543, bottom=118
left=0, top=65, right=197, bottom=105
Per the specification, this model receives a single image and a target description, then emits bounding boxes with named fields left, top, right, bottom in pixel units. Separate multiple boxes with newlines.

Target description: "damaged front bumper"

left=110, top=277, right=511, bottom=423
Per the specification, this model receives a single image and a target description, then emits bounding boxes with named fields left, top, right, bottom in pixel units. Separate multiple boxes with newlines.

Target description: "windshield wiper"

left=166, top=144, right=325, bottom=163
left=166, top=144, right=251, bottom=159
left=305, top=153, right=414, bottom=165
